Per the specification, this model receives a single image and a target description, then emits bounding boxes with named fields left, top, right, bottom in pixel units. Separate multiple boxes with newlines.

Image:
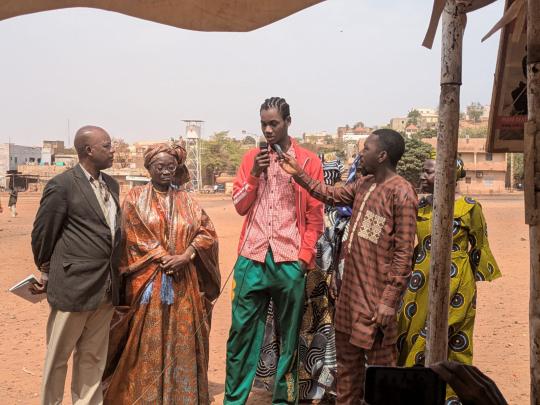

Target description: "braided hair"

left=260, top=97, right=291, bottom=120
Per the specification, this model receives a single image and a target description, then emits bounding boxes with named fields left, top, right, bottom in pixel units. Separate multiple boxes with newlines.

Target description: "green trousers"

left=224, top=251, right=306, bottom=405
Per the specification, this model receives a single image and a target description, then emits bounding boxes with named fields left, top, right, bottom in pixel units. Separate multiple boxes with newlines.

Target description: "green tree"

left=510, top=153, right=524, bottom=186
left=413, top=128, right=437, bottom=140
left=407, top=109, right=422, bottom=126
left=466, top=102, right=484, bottom=123
left=397, top=137, right=433, bottom=186
left=298, top=142, right=317, bottom=153
left=201, top=131, right=244, bottom=181
left=459, top=127, right=487, bottom=138
left=242, top=135, right=256, bottom=145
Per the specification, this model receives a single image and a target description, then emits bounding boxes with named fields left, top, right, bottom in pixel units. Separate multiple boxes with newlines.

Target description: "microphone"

left=272, top=143, right=284, bottom=159
left=259, top=140, right=269, bottom=179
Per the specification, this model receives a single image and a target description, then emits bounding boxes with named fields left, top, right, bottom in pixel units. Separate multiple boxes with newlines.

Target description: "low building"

left=405, top=124, right=419, bottom=138
left=0, top=143, right=42, bottom=188
left=303, top=131, right=335, bottom=145
left=104, top=167, right=150, bottom=193
left=423, top=138, right=507, bottom=194
left=337, top=125, right=371, bottom=143
left=416, top=107, right=439, bottom=129
left=17, top=165, right=68, bottom=189
left=390, top=117, right=408, bottom=132
left=42, top=140, right=66, bottom=165
left=342, top=132, right=369, bottom=142
left=54, top=152, right=79, bottom=167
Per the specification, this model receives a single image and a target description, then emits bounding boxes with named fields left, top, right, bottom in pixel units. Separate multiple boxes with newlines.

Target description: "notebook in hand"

left=9, top=274, right=45, bottom=304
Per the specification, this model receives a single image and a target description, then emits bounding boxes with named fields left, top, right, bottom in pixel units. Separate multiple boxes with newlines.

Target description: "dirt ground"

left=0, top=192, right=530, bottom=404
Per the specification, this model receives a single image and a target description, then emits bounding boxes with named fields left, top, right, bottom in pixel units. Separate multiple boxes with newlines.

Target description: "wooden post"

left=526, top=0, right=540, bottom=403
left=425, top=0, right=469, bottom=365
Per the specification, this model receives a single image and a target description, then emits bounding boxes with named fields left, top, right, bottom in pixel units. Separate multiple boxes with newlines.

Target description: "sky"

left=0, top=0, right=504, bottom=145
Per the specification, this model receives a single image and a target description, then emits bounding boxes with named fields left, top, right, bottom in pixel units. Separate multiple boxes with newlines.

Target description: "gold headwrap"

left=144, top=142, right=190, bottom=186
left=428, top=148, right=466, bottom=181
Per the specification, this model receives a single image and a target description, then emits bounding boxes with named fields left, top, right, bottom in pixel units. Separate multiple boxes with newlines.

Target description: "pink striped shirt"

left=241, top=148, right=300, bottom=263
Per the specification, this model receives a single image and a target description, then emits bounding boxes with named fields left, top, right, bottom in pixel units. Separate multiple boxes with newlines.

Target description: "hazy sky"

left=0, top=0, right=504, bottom=145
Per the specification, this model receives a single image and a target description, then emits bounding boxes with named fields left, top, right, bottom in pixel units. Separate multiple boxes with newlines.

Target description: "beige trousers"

left=41, top=296, right=114, bottom=405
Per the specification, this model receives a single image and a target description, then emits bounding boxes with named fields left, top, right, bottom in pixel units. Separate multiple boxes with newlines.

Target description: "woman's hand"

left=160, top=254, right=190, bottom=275
left=159, top=246, right=196, bottom=275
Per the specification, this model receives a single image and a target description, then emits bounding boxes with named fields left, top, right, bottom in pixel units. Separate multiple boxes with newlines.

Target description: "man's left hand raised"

left=278, top=153, right=302, bottom=176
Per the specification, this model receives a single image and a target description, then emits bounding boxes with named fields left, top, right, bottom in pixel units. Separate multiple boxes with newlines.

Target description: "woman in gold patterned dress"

left=397, top=157, right=501, bottom=404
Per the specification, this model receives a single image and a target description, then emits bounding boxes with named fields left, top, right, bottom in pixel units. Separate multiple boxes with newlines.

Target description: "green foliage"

left=466, top=102, right=484, bottom=123
left=412, top=128, right=437, bottom=140
left=510, top=153, right=524, bottom=185
left=201, top=131, right=245, bottom=178
left=397, top=137, right=433, bottom=187
left=242, top=135, right=256, bottom=145
left=459, top=127, right=487, bottom=138
left=407, top=109, right=421, bottom=126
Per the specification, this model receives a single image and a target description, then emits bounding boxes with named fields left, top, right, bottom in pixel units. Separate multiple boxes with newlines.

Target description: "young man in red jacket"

left=224, top=97, right=323, bottom=405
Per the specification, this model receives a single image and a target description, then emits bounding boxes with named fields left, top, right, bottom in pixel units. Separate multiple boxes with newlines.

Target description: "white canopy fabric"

left=0, top=0, right=324, bottom=32
left=0, top=1, right=504, bottom=43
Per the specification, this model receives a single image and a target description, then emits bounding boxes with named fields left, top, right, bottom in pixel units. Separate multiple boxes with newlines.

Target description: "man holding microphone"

left=224, top=97, right=323, bottom=405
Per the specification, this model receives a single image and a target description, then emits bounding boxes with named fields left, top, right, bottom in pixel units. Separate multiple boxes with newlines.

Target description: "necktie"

left=90, top=177, right=111, bottom=225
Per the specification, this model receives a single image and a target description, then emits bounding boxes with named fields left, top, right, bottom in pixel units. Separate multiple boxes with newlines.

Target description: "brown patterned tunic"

left=295, top=172, right=418, bottom=350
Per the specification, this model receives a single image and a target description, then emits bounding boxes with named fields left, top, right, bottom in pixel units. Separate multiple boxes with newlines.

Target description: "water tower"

left=183, top=120, right=203, bottom=191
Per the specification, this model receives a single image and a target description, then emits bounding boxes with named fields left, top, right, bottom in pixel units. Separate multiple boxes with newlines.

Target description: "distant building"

left=18, top=165, right=68, bottom=189
left=303, top=131, right=335, bottom=145
left=481, top=104, right=490, bottom=121
left=342, top=132, right=369, bottom=142
left=415, top=107, right=439, bottom=129
left=405, top=124, right=419, bottom=138
left=104, top=167, right=150, bottom=193
left=54, top=152, right=79, bottom=167
left=0, top=143, right=42, bottom=188
left=423, top=138, right=507, bottom=194
left=390, top=118, right=408, bottom=132
left=337, top=124, right=371, bottom=143
left=42, top=140, right=65, bottom=165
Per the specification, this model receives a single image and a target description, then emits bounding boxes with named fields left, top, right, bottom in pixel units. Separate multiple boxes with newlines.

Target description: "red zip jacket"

left=232, top=138, right=324, bottom=267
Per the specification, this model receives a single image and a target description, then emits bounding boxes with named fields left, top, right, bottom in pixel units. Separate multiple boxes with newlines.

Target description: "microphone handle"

left=259, top=142, right=269, bottom=179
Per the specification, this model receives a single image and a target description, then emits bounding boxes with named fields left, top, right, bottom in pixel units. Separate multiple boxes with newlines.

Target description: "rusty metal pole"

left=425, top=0, right=469, bottom=365
left=526, top=0, right=540, bottom=403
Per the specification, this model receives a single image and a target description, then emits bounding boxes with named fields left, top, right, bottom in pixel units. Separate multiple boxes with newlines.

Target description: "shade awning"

left=0, top=0, right=325, bottom=31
